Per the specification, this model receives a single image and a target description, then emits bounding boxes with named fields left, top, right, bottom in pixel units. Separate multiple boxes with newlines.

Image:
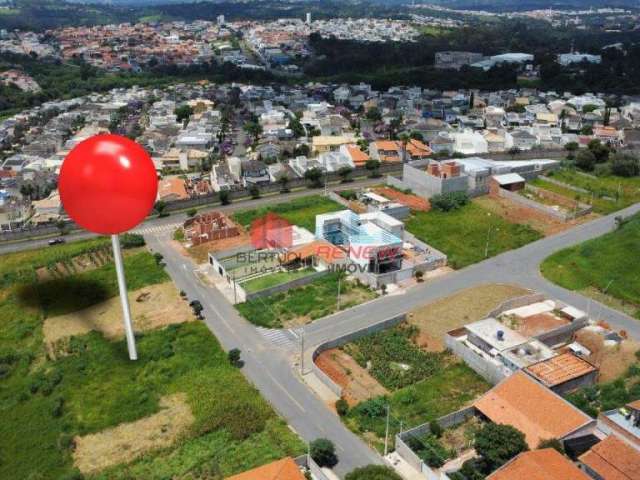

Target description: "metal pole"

left=300, top=328, right=305, bottom=375
left=484, top=226, right=491, bottom=258
left=384, top=404, right=390, bottom=456
left=596, top=279, right=614, bottom=322
left=111, top=234, right=137, bottom=360
left=337, top=275, right=341, bottom=310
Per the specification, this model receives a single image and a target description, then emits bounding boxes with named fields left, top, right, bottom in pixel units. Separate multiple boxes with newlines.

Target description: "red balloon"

left=59, top=134, right=158, bottom=235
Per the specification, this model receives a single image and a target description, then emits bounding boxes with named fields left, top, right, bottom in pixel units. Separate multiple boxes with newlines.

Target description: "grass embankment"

left=406, top=202, right=542, bottom=269
left=532, top=168, right=640, bottom=215
left=236, top=272, right=376, bottom=329
left=541, top=213, right=640, bottom=318
left=0, top=239, right=303, bottom=479
left=241, top=268, right=315, bottom=293
left=341, top=325, right=490, bottom=453
left=231, top=195, right=343, bottom=232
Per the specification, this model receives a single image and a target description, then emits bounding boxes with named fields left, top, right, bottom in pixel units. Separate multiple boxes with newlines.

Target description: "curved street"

left=145, top=199, right=640, bottom=477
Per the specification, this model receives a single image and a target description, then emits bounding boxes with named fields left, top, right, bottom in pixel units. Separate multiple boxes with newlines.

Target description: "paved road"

left=304, top=202, right=640, bottom=351
left=145, top=233, right=383, bottom=477
left=0, top=177, right=384, bottom=256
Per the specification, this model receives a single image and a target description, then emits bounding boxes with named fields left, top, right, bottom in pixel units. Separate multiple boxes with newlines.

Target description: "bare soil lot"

left=575, top=329, right=640, bottom=383
left=43, top=282, right=193, bottom=356
left=316, top=348, right=389, bottom=406
left=474, top=195, right=598, bottom=237
left=407, top=284, right=532, bottom=351
left=73, top=394, right=194, bottom=475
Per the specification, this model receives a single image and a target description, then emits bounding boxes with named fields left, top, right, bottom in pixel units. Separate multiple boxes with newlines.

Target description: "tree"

left=588, top=139, right=611, bottom=164
left=430, top=192, right=469, bottom=212
left=153, top=252, right=164, bottom=266
left=304, top=167, right=323, bottom=188
left=345, top=465, right=402, bottom=480
left=338, top=166, right=353, bottom=183
left=575, top=149, right=597, bottom=171
left=219, top=190, right=231, bottom=205
left=289, top=116, right=306, bottom=138
left=508, top=146, right=522, bottom=158
left=243, top=120, right=263, bottom=142
left=335, top=398, right=349, bottom=416
left=399, top=133, right=410, bottom=162
left=564, top=141, right=579, bottom=152
left=474, top=423, right=528, bottom=472
left=249, top=185, right=260, bottom=199
left=186, top=208, right=198, bottom=218
left=55, top=219, right=67, bottom=236
left=294, top=144, right=310, bottom=157
left=154, top=200, right=168, bottom=217
left=611, top=153, right=640, bottom=177
left=365, top=159, right=381, bottom=178
left=174, top=104, right=194, bottom=124
left=278, top=174, right=290, bottom=193
left=228, top=348, right=243, bottom=367
left=310, top=438, right=338, bottom=468
left=365, top=107, right=382, bottom=122
left=538, top=438, right=565, bottom=455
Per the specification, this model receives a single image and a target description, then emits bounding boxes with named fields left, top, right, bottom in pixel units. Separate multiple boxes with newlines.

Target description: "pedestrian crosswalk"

left=133, top=222, right=182, bottom=235
left=256, top=327, right=299, bottom=351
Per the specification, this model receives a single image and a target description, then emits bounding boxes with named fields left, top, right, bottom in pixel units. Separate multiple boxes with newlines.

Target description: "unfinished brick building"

left=184, top=211, right=240, bottom=246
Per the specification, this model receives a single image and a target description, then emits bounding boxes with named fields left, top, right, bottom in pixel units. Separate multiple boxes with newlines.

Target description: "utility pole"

left=484, top=225, right=492, bottom=258
left=300, top=328, right=305, bottom=375
left=337, top=274, right=342, bottom=310
left=384, top=404, right=391, bottom=456
left=596, top=279, right=615, bottom=322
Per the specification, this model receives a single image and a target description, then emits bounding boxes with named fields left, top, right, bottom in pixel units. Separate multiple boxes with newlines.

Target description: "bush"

left=228, top=348, right=242, bottom=367
left=430, top=192, right=469, bottom=212
left=345, top=465, right=402, bottom=480
left=336, top=398, right=349, bottom=416
left=120, top=233, right=145, bottom=249
left=186, top=208, right=198, bottom=218
left=429, top=420, right=443, bottom=438
left=355, top=397, right=386, bottom=418
left=474, top=423, right=528, bottom=471
left=611, top=153, right=640, bottom=177
left=538, top=438, right=565, bottom=454
left=310, top=438, right=338, bottom=467
left=153, top=252, right=164, bottom=265
left=249, top=185, right=261, bottom=199
left=51, top=397, right=64, bottom=418
left=575, top=150, right=597, bottom=171
left=219, top=190, right=231, bottom=205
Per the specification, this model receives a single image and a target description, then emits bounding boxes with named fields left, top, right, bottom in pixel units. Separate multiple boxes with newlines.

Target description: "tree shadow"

left=15, top=277, right=111, bottom=318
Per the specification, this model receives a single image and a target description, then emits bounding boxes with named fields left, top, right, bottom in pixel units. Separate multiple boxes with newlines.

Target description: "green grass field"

left=535, top=169, right=640, bottom=214
left=241, top=268, right=316, bottom=293
left=541, top=213, right=640, bottom=318
left=406, top=202, right=542, bottom=269
left=236, top=273, right=376, bottom=328
left=231, top=195, right=343, bottom=232
left=0, top=241, right=303, bottom=479
left=339, top=325, right=490, bottom=452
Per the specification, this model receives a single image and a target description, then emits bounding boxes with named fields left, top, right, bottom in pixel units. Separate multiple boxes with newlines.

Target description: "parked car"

left=48, top=238, right=66, bottom=246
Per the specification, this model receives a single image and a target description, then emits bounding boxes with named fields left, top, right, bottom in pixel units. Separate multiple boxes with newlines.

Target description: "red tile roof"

left=579, top=436, right=640, bottom=480
left=489, top=449, right=591, bottom=480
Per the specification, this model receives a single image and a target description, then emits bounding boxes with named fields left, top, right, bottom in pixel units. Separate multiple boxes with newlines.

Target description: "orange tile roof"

left=158, top=177, right=189, bottom=201
left=474, top=371, right=593, bottom=448
left=406, top=139, right=432, bottom=157
left=489, top=449, right=591, bottom=480
left=627, top=400, right=640, bottom=411
left=579, top=436, right=640, bottom=480
left=374, top=140, right=400, bottom=152
left=226, top=457, right=304, bottom=480
left=346, top=145, right=369, bottom=166
left=525, top=353, right=597, bottom=388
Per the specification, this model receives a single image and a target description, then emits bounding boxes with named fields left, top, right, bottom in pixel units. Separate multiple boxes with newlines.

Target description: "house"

left=340, top=144, right=369, bottom=168
left=452, top=130, right=489, bottom=155
left=429, top=133, right=455, bottom=154
left=579, top=435, right=640, bottom=480
left=489, top=173, right=526, bottom=195
left=405, top=138, right=432, bottom=161
left=594, top=126, right=623, bottom=147
left=211, top=163, right=238, bottom=192
left=225, top=457, right=305, bottom=480
left=241, top=160, right=270, bottom=187
left=31, top=190, right=62, bottom=223
left=312, top=135, right=355, bottom=154
left=511, top=129, right=539, bottom=150
left=488, top=448, right=591, bottom=480
left=184, top=211, right=240, bottom=246
left=483, top=131, right=507, bottom=153
left=318, top=151, right=355, bottom=172
left=524, top=352, right=598, bottom=395
left=369, top=140, right=401, bottom=163
left=474, top=371, right=596, bottom=450
left=597, top=400, right=640, bottom=449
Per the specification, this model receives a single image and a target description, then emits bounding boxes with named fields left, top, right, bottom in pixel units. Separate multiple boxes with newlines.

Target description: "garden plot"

left=73, top=394, right=194, bottom=475
left=406, top=284, right=532, bottom=351
left=43, top=282, right=194, bottom=357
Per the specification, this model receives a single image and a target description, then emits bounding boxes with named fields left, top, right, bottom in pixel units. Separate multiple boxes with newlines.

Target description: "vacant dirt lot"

left=316, top=348, right=388, bottom=405
left=182, top=227, right=251, bottom=264
left=474, top=196, right=598, bottom=236
left=43, top=282, right=193, bottom=355
left=73, top=394, right=194, bottom=475
left=407, top=284, right=532, bottom=351
left=575, top=329, right=640, bottom=383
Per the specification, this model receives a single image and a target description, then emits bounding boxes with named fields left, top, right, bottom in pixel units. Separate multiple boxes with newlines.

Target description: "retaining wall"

left=244, top=269, right=329, bottom=301
left=445, top=334, right=510, bottom=385
left=310, top=313, right=407, bottom=395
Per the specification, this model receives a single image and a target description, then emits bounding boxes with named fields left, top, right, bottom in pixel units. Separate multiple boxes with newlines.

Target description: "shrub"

left=336, top=398, right=349, bottom=416
left=249, top=185, right=261, bottom=199
left=228, top=348, right=242, bottom=367
left=575, top=150, right=597, bottom=171
left=219, top=190, right=231, bottom=205
left=310, top=438, right=338, bottom=467
left=538, top=438, right=565, bottom=454
left=430, top=192, right=469, bottom=212
left=186, top=208, right=198, bottom=218
left=120, top=233, right=145, bottom=249
left=611, top=153, right=640, bottom=177
left=429, top=420, right=443, bottom=438
left=51, top=397, right=64, bottom=418
left=345, top=465, right=402, bottom=480
left=153, top=252, right=164, bottom=265
left=355, top=397, right=386, bottom=418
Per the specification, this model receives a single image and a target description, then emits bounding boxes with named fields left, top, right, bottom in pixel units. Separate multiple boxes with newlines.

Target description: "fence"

left=310, top=313, right=407, bottom=394
left=444, top=333, right=510, bottom=385
left=496, top=185, right=592, bottom=221
left=244, top=269, right=329, bottom=301
left=294, top=454, right=333, bottom=480
left=394, top=406, right=476, bottom=480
